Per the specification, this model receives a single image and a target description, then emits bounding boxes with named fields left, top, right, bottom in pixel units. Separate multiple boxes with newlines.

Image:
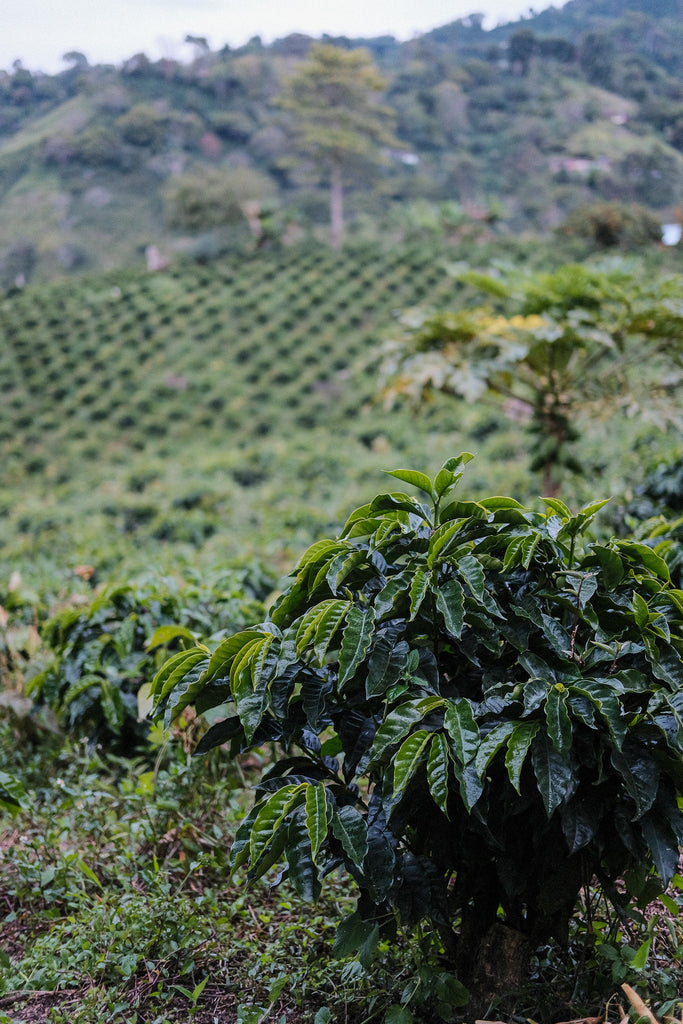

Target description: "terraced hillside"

left=0, top=241, right=670, bottom=587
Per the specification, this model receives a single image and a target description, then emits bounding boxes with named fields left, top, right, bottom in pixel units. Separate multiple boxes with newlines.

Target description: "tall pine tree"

left=280, top=44, right=399, bottom=248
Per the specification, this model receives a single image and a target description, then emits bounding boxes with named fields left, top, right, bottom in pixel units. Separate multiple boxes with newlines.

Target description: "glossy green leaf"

left=444, top=699, right=480, bottom=765
left=313, top=600, right=351, bottom=664
left=369, top=492, right=431, bottom=521
left=393, top=729, right=431, bottom=795
left=249, top=784, right=306, bottom=868
left=286, top=807, right=322, bottom=901
left=338, top=605, right=375, bottom=687
left=618, top=541, right=671, bottom=582
left=474, top=722, right=515, bottom=779
left=505, top=721, right=539, bottom=794
left=365, top=636, right=409, bottom=698
left=374, top=571, right=412, bottom=619
left=372, top=697, right=446, bottom=760
left=386, top=468, right=434, bottom=497
left=435, top=578, right=464, bottom=638
left=531, top=732, right=573, bottom=817
left=305, top=782, right=328, bottom=863
left=331, top=805, right=368, bottom=866
left=632, top=592, right=650, bottom=629
left=427, top=521, right=466, bottom=568
left=457, top=554, right=486, bottom=602
left=409, top=569, right=430, bottom=620
left=545, top=687, right=572, bottom=756
left=204, top=630, right=264, bottom=686
left=427, top=733, right=451, bottom=815
left=153, top=648, right=209, bottom=706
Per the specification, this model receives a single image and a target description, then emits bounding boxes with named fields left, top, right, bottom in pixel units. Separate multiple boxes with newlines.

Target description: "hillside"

left=1, top=239, right=676, bottom=589
left=0, top=0, right=682, bottom=286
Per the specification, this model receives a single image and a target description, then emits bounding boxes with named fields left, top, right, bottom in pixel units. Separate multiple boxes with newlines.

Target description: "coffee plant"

left=29, top=571, right=266, bottom=753
left=154, top=455, right=683, bottom=1005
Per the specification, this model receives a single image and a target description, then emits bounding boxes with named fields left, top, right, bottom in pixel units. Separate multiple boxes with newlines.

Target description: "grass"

left=2, top=715, right=683, bottom=1024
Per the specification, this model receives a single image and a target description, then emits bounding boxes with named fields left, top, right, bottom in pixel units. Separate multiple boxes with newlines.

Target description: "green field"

left=2, top=239, right=677, bottom=594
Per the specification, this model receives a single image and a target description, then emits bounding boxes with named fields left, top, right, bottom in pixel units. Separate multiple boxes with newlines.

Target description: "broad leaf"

left=331, top=805, right=368, bottom=867
left=249, top=784, right=306, bottom=868
left=287, top=807, right=322, bottom=901
left=505, top=721, right=539, bottom=794
left=427, top=733, right=451, bottom=815
left=435, top=578, right=464, bottom=638
left=409, top=569, right=430, bottom=620
left=393, top=730, right=431, bottom=796
left=444, top=700, right=480, bottom=765
left=386, top=468, right=434, bottom=497
left=305, top=782, right=328, bottom=863
left=531, top=732, right=573, bottom=817
left=545, top=687, right=572, bottom=756
left=338, top=605, right=375, bottom=687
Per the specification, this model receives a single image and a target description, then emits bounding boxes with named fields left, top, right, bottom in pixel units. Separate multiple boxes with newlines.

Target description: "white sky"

left=2, top=0, right=563, bottom=75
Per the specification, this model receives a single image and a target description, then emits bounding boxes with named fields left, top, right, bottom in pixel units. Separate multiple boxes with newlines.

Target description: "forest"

left=1, top=1, right=683, bottom=1022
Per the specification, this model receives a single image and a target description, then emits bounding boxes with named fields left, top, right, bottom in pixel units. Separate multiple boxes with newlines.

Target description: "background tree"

left=278, top=43, right=399, bottom=248
left=163, top=165, right=277, bottom=233
left=379, top=263, right=683, bottom=495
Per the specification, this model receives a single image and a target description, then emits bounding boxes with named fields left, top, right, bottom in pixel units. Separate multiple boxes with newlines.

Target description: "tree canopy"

left=279, top=43, right=399, bottom=248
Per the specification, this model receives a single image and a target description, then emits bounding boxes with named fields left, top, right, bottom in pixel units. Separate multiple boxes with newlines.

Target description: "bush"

left=558, top=201, right=663, bottom=249
left=163, top=166, right=277, bottom=233
left=153, top=457, right=683, bottom=1010
left=29, top=571, right=267, bottom=754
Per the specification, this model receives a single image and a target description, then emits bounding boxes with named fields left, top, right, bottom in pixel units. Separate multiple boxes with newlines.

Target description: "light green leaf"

left=249, top=784, right=306, bottom=868
left=435, top=578, right=464, bottom=638
left=393, top=729, right=431, bottom=795
left=505, top=721, right=539, bottom=794
left=631, top=937, right=652, bottom=971
left=338, top=605, right=375, bottom=687
left=427, top=521, right=466, bottom=568
left=386, top=468, right=434, bottom=497
left=203, top=630, right=264, bottom=685
left=427, top=733, right=451, bottom=815
left=153, top=648, right=209, bottom=706
left=313, top=600, right=351, bottom=665
left=147, top=624, right=196, bottom=650
left=409, top=569, right=430, bottom=620
left=305, top=783, right=328, bottom=863
left=618, top=542, right=671, bottom=582
left=542, top=496, right=572, bottom=520
left=444, top=699, right=480, bottom=765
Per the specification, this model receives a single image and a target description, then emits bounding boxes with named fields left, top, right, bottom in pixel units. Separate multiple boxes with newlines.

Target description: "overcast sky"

left=2, top=0, right=564, bottom=74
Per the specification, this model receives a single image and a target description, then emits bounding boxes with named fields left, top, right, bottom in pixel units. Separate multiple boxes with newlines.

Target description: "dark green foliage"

left=28, top=571, right=266, bottom=752
left=152, top=458, right=683, bottom=997
left=163, top=166, right=277, bottom=232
